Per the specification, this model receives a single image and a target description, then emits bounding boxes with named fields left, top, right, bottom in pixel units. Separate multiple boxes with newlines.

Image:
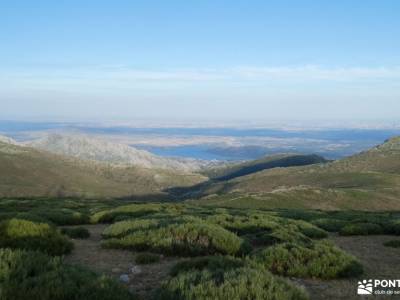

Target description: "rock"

left=119, top=274, right=130, bottom=283
left=130, top=265, right=142, bottom=275
left=112, top=267, right=122, bottom=273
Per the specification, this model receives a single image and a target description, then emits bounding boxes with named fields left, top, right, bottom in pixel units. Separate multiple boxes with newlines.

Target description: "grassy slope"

left=193, top=137, right=400, bottom=210
left=203, top=154, right=327, bottom=180
left=0, top=142, right=205, bottom=198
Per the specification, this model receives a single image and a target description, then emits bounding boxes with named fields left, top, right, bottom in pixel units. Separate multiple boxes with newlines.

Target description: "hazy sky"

left=1, top=1, right=399, bottom=122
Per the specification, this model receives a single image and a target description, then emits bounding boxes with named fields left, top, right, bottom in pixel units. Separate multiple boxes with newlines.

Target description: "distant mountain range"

left=25, top=133, right=217, bottom=172
left=0, top=135, right=206, bottom=198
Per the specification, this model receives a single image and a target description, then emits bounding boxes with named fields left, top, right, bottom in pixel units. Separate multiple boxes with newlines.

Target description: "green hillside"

left=0, top=141, right=206, bottom=198
left=204, top=154, right=327, bottom=181
left=191, top=137, right=400, bottom=210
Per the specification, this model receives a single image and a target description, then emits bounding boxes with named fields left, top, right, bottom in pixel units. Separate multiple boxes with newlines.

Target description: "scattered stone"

left=131, top=265, right=142, bottom=275
left=119, top=274, right=130, bottom=283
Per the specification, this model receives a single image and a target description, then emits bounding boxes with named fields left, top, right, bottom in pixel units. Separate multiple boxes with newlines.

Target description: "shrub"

left=254, top=240, right=363, bottom=279
left=383, top=220, right=400, bottom=235
left=91, top=204, right=163, bottom=223
left=102, top=219, right=160, bottom=238
left=295, top=221, right=328, bottom=239
left=170, top=256, right=245, bottom=276
left=35, top=209, right=89, bottom=225
left=103, top=221, right=250, bottom=256
left=135, top=253, right=160, bottom=264
left=157, top=264, right=308, bottom=300
left=0, top=248, right=136, bottom=300
left=311, top=218, right=347, bottom=232
left=0, top=218, right=73, bottom=255
left=61, top=227, right=90, bottom=239
left=383, top=240, right=400, bottom=248
left=339, top=223, right=383, bottom=236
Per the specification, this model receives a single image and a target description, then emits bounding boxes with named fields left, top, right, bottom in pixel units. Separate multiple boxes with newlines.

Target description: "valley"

left=1, top=130, right=400, bottom=299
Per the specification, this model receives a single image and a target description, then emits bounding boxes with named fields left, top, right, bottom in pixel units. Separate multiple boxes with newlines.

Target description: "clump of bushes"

left=135, top=253, right=160, bottom=264
left=170, top=256, right=245, bottom=276
left=311, top=218, right=347, bottom=232
left=157, top=256, right=308, bottom=300
left=102, top=219, right=160, bottom=238
left=253, top=240, right=363, bottom=279
left=0, top=218, right=73, bottom=255
left=103, top=221, right=250, bottom=256
left=296, top=221, right=328, bottom=239
left=36, top=209, right=90, bottom=225
left=383, top=240, right=400, bottom=248
left=339, top=223, right=383, bottom=236
left=383, top=220, right=400, bottom=235
left=61, top=227, right=90, bottom=239
left=91, top=204, right=163, bottom=223
left=0, top=248, right=136, bottom=300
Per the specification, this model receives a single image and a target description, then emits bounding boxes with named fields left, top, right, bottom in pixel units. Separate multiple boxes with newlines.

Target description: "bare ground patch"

left=63, top=224, right=182, bottom=299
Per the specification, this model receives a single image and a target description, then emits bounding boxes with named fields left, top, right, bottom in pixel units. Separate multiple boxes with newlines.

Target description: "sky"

left=0, top=0, right=399, bottom=123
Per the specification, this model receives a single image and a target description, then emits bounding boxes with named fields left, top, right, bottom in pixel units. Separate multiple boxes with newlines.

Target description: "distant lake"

left=136, top=145, right=232, bottom=161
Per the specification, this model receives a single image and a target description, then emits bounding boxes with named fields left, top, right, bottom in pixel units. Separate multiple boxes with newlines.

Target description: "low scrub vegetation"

left=135, top=253, right=160, bottom=264
left=61, top=226, right=90, bottom=239
left=0, top=248, right=136, bottom=300
left=91, top=204, right=164, bottom=223
left=253, top=240, right=363, bottom=279
left=339, top=223, right=383, bottom=236
left=103, top=221, right=249, bottom=256
left=0, top=218, right=73, bottom=255
left=157, top=256, right=308, bottom=300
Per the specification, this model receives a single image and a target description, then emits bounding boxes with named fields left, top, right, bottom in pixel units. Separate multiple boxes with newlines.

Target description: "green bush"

left=383, top=240, right=400, bottom=248
left=61, top=227, right=90, bottom=239
left=295, top=221, right=328, bottom=239
left=170, top=256, right=245, bottom=276
left=103, top=221, right=250, bottom=256
left=383, top=220, right=400, bottom=235
left=254, top=240, right=363, bottom=279
left=339, top=223, right=383, bottom=236
left=36, top=209, right=89, bottom=225
left=102, top=219, right=160, bottom=238
left=157, top=263, right=308, bottom=300
left=0, top=219, right=73, bottom=255
left=135, top=253, right=160, bottom=264
left=91, top=204, right=163, bottom=223
left=0, top=248, right=136, bottom=300
left=311, top=218, right=347, bottom=232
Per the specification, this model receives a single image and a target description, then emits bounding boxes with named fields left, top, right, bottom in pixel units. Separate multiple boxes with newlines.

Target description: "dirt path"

left=299, top=235, right=400, bottom=300
left=63, top=224, right=182, bottom=299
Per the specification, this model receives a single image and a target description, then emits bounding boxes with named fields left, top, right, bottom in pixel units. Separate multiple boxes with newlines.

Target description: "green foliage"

left=254, top=240, right=363, bottom=279
left=383, top=240, right=400, bottom=248
left=103, top=221, right=249, bottom=256
left=383, top=220, right=400, bottom=235
left=102, top=219, right=160, bottom=238
left=170, top=256, right=245, bottom=276
left=0, top=248, right=136, bottom=300
left=339, top=223, right=383, bottom=236
left=36, top=209, right=90, bottom=225
left=91, top=204, right=163, bottom=223
left=311, top=218, right=347, bottom=232
left=61, top=227, right=90, bottom=239
left=157, top=256, right=308, bottom=300
left=135, top=253, right=160, bottom=264
left=0, top=218, right=73, bottom=255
